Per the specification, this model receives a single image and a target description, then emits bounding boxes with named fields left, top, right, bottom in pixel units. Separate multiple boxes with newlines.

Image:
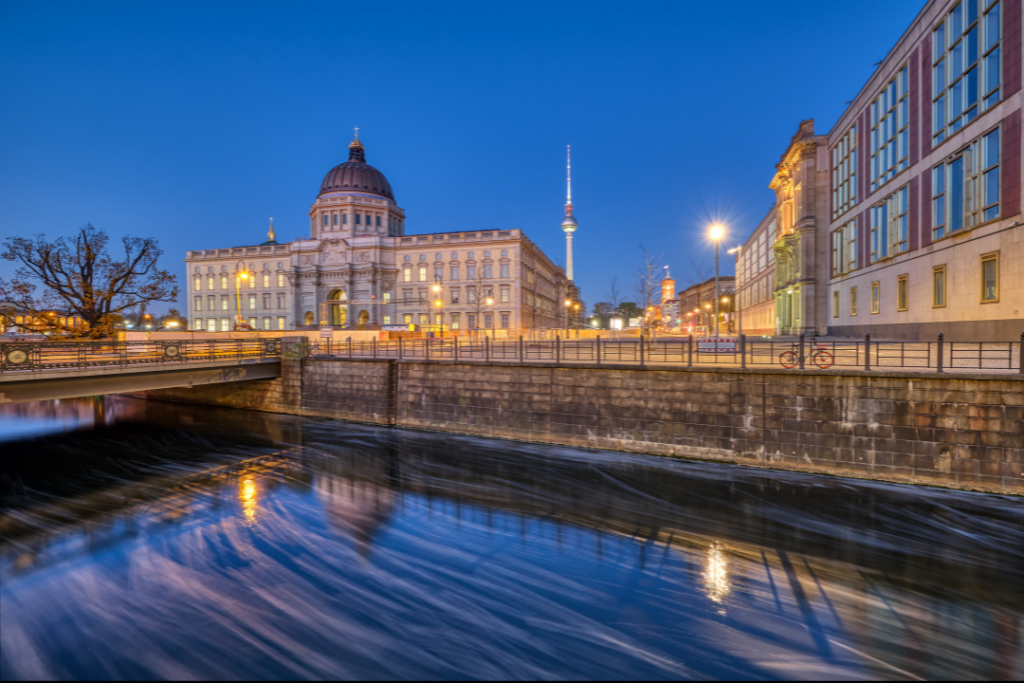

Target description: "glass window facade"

left=832, top=124, right=858, bottom=219
left=871, top=65, right=909, bottom=191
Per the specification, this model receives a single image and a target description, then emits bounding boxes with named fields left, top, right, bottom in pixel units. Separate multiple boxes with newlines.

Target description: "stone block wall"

left=144, top=355, right=1024, bottom=494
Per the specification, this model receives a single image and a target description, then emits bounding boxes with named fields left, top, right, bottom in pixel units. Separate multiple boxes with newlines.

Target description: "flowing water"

left=1, top=397, right=1021, bottom=680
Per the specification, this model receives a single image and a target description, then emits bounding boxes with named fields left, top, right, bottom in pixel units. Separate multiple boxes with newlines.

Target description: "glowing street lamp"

left=708, top=224, right=726, bottom=337
left=235, top=271, right=250, bottom=329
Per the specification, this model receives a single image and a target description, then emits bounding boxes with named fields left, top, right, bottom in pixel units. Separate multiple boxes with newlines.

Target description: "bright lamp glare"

left=709, top=224, right=725, bottom=241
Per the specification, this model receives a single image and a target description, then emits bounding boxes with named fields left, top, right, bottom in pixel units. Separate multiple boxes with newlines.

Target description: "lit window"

left=263, top=274, right=270, bottom=288
left=404, top=268, right=411, bottom=282
left=933, top=1, right=1000, bottom=146
left=870, top=186, right=908, bottom=262
left=221, top=296, right=229, bottom=310
left=277, top=274, right=284, bottom=287
left=383, top=292, right=391, bottom=303
left=450, top=313, right=460, bottom=330
left=384, top=315, right=391, bottom=325
left=262, top=317, right=271, bottom=330
left=249, top=276, right=255, bottom=289
left=933, top=266, right=946, bottom=307
left=404, top=314, right=412, bottom=324
left=832, top=124, right=858, bottom=219
left=830, top=218, right=858, bottom=277
left=981, top=252, right=998, bottom=302
left=221, top=274, right=228, bottom=289
left=897, top=274, right=909, bottom=311
left=194, top=297, right=202, bottom=311
left=248, top=295, right=256, bottom=310
left=933, top=126, right=999, bottom=240
left=870, top=65, right=909, bottom=192
left=248, top=317, right=256, bottom=328
left=277, top=317, right=285, bottom=330
left=419, top=265, right=427, bottom=281
left=207, top=297, right=215, bottom=311
left=193, top=318, right=202, bottom=330
left=500, top=288, right=510, bottom=303
left=871, top=282, right=880, bottom=314
left=220, top=319, right=229, bottom=332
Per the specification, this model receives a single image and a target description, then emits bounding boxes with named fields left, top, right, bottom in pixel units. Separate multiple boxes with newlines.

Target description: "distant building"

left=678, top=277, right=735, bottom=333
left=185, top=135, right=576, bottom=333
left=0, top=305, right=88, bottom=336
left=735, top=207, right=778, bottom=336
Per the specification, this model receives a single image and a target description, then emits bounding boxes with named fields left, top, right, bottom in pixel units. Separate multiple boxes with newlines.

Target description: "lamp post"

left=708, top=224, right=725, bottom=337
left=564, top=299, right=572, bottom=332
left=235, top=271, right=250, bottom=329
left=432, top=281, right=443, bottom=335
left=486, top=297, right=494, bottom=337
left=727, top=245, right=742, bottom=338
left=722, top=296, right=731, bottom=333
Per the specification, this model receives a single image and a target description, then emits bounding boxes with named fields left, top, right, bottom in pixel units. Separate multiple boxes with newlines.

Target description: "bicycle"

left=779, top=339, right=834, bottom=369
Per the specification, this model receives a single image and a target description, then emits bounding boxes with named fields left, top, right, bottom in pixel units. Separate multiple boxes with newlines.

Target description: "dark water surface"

left=1, top=397, right=1022, bottom=681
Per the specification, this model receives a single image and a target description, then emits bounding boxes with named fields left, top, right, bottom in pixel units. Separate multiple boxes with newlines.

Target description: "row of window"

left=195, top=294, right=288, bottom=312
left=194, top=262, right=285, bottom=273
left=405, top=250, right=509, bottom=262
left=832, top=0, right=1002, bottom=219
left=194, top=273, right=286, bottom=290
left=404, top=263, right=511, bottom=282
left=396, top=312, right=512, bottom=329
left=740, top=273, right=775, bottom=309
left=320, top=212, right=400, bottom=231
left=399, top=286, right=511, bottom=304
left=832, top=252, right=1000, bottom=317
left=193, top=317, right=288, bottom=331
left=830, top=124, right=1001, bottom=276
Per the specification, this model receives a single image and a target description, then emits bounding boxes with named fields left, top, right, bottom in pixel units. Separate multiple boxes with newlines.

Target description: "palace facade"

left=185, top=136, right=575, bottom=333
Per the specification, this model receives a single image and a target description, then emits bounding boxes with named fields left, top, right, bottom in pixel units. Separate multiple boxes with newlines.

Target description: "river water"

left=1, top=397, right=1021, bottom=681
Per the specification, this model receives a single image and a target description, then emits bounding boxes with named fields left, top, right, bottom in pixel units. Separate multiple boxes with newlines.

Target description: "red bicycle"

left=779, top=341, right=834, bottom=369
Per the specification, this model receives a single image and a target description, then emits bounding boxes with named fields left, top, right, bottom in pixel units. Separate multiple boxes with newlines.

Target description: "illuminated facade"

left=735, top=208, right=778, bottom=336
left=824, top=0, right=1023, bottom=340
left=185, top=136, right=573, bottom=332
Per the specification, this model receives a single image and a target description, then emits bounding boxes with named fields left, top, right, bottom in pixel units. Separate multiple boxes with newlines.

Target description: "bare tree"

left=633, top=243, right=664, bottom=331
left=1, top=225, right=178, bottom=339
left=605, top=276, right=624, bottom=310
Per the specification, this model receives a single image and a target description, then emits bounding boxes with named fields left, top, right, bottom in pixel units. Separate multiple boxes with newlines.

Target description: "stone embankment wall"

left=144, top=341, right=1024, bottom=494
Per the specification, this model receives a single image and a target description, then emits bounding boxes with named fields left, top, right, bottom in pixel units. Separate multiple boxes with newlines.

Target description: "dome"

left=319, top=137, right=395, bottom=201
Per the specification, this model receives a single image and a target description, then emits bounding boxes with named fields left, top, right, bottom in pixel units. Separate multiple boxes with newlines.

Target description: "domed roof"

left=319, top=137, right=395, bottom=201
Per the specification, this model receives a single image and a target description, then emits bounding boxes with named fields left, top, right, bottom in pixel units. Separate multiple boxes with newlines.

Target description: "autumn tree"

left=1, top=224, right=178, bottom=339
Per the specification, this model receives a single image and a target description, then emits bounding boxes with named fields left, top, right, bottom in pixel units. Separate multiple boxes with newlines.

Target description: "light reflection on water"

left=0, top=397, right=1022, bottom=680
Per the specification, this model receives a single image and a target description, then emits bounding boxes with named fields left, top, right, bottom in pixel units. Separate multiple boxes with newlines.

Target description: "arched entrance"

left=328, top=289, right=348, bottom=327
left=303, top=311, right=314, bottom=326
left=357, top=309, right=369, bottom=329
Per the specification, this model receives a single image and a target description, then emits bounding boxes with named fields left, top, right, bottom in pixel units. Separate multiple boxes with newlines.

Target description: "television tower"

left=561, top=145, right=577, bottom=281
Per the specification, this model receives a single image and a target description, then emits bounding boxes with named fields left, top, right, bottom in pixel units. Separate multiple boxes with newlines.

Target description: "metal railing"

left=0, top=339, right=282, bottom=373
left=307, top=333, right=1024, bottom=375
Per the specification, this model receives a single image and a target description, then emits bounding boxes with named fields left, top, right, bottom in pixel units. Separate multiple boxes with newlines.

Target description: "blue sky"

left=0, top=0, right=925, bottom=312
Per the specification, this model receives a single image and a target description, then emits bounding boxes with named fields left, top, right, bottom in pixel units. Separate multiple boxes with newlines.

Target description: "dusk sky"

left=1, top=0, right=925, bottom=312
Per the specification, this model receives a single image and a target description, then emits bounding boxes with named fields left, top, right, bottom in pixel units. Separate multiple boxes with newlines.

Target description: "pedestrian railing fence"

left=308, top=333, right=1024, bottom=375
left=0, top=339, right=281, bottom=373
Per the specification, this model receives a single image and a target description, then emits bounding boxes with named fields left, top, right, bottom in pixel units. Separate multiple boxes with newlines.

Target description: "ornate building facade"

left=768, top=120, right=831, bottom=336
left=184, top=136, right=574, bottom=333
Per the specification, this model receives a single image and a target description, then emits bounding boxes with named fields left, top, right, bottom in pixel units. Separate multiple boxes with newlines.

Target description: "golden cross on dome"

left=354, top=127, right=359, bottom=139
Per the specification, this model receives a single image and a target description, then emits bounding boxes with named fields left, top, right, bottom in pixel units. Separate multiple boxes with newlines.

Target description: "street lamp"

left=486, top=297, right=494, bottom=337
left=564, top=299, right=572, bottom=331
left=708, top=224, right=725, bottom=337
left=235, top=271, right=250, bottom=329
left=727, top=245, right=743, bottom=338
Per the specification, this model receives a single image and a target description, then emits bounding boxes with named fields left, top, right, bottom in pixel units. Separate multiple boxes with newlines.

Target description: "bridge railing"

left=306, top=333, right=1024, bottom=375
left=0, top=339, right=281, bottom=373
